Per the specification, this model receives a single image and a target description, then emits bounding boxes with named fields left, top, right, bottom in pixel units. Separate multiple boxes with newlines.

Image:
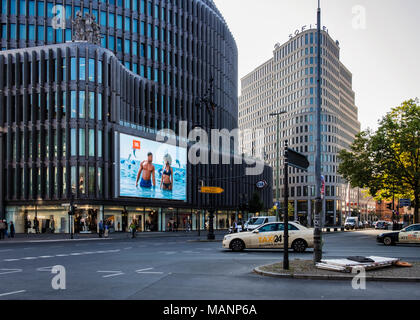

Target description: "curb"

left=253, top=266, right=420, bottom=283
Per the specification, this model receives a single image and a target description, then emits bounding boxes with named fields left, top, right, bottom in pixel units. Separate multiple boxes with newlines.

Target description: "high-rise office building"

left=239, top=28, right=363, bottom=226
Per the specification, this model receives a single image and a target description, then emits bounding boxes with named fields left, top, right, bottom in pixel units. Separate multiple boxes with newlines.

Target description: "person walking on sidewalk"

left=0, top=220, right=5, bottom=240
left=9, top=221, right=15, bottom=238
left=129, top=220, right=137, bottom=239
left=98, top=220, right=104, bottom=238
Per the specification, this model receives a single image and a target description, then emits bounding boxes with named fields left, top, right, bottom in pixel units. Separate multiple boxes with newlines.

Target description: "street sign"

left=61, top=203, right=71, bottom=207
left=399, top=199, right=411, bottom=207
left=200, top=186, right=224, bottom=194
left=287, top=148, right=309, bottom=171
left=256, top=180, right=268, bottom=189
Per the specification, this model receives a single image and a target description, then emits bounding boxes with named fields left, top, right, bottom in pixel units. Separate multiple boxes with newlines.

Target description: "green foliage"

left=338, top=99, right=420, bottom=222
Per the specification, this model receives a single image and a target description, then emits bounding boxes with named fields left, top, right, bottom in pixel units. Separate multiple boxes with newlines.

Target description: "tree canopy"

left=338, top=99, right=420, bottom=223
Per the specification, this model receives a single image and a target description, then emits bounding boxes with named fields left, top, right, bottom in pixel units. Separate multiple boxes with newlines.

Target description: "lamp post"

left=270, top=111, right=287, bottom=222
left=313, top=0, right=323, bottom=263
left=196, top=77, right=217, bottom=240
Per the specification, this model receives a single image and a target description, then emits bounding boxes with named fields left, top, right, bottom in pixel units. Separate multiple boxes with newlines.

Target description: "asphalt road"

left=0, top=230, right=419, bottom=300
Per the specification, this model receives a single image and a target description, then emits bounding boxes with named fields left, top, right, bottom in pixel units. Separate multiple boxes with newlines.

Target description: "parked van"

left=246, top=216, right=277, bottom=231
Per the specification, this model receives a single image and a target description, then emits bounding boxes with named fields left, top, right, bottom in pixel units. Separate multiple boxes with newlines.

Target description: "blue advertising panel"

left=119, top=133, right=187, bottom=201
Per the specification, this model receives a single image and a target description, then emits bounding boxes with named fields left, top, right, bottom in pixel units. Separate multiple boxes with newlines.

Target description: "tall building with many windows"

left=239, top=29, right=361, bottom=226
left=0, top=0, right=272, bottom=234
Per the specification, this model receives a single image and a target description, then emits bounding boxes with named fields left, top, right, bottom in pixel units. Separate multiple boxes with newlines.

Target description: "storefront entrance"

left=73, top=207, right=99, bottom=233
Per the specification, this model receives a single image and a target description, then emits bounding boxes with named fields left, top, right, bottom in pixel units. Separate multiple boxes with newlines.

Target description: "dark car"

left=377, top=224, right=420, bottom=246
left=376, top=231, right=399, bottom=246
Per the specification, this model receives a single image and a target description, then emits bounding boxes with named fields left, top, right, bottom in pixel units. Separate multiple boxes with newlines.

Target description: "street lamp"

left=313, top=0, right=323, bottom=263
left=269, top=111, right=287, bottom=222
left=195, top=77, right=217, bottom=240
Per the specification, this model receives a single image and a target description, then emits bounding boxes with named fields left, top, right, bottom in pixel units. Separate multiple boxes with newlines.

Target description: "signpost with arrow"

left=283, top=144, right=309, bottom=270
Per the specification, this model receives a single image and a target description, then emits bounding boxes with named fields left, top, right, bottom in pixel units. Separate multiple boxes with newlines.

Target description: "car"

left=375, top=221, right=391, bottom=230
left=377, top=224, right=420, bottom=246
left=344, top=217, right=359, bottom=230
left=246, top=216, right=277, bottom=231
left=228, top=217, right=259, bottom=233
left=222, top=221, right=314, bottom=253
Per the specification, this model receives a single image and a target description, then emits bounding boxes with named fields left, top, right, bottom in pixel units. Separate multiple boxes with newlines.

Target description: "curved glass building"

left=0, top=0, right=272, bottom=234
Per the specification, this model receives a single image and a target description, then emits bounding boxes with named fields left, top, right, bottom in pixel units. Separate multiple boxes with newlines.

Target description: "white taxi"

left=222, top=222, right=314, bottom=253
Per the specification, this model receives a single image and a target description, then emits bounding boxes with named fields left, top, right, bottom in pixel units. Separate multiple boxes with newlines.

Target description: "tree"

left=248, top=192, right=264, bottom=214
left=338, top=99, right=420, bottom=223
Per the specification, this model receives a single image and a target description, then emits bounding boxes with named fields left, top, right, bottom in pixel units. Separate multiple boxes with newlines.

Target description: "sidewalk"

left=0, top=230, right=228, bottom=243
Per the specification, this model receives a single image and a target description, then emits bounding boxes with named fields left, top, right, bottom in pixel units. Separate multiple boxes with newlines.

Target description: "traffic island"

left=254, top=259, right=420, bottom=282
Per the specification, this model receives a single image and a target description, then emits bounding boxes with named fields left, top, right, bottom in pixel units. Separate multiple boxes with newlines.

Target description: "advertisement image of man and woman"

left=119, top=133, right=187, bottom=201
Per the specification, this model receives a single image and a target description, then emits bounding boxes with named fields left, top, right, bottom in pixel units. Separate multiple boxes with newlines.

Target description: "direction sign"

left=399, top=199, right=411, bottom=207
left=200, top=186, right=224, bottom=194
left=287, top=148, right=310, bottom=171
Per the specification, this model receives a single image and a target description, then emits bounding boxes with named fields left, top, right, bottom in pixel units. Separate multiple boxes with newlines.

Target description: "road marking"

left=136, top=268, right=164, bottom=275
left=97, top=271, right=124, bottom=278
left=158, top=251, right=177, bottom=255
left=2, top=249, right=121, bottom=262
left=0, top=249, right=13, bottom=253
left=0, top=269, right=23, bottom=275
left=37, top=266, right=54, bottom=272
left=0, top=290, right=26, bottom=297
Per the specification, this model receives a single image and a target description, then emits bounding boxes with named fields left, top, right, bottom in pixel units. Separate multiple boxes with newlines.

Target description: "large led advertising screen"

left=119, top=133, right=187, bottom=201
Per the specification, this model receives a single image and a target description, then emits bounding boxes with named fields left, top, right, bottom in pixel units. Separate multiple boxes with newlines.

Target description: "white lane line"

left=3, top=249, right=121, bottom=262
left=0, top=249, right=13, bottom=253
left=0, top=269, right=23, bottom=275
left=97, top=271, right=124, bottom=278
left=37, top=266, right=54, bottom=272
left=0, top=290, right=26, bottom=297
left=135, top=268, right=164, bottom=275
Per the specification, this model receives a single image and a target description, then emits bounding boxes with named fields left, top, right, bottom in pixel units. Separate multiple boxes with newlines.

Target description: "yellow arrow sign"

left=200, top=186, right=224, bottom=194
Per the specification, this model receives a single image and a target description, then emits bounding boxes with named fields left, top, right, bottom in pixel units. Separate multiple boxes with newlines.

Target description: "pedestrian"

left=0, top=219, right=5, bottom=240
left=98, top=220, right=104, bottom=238
left=129, top=220, right=136, bottom=239
left=117, top=222, right=121, bottom=232
left=104, top=223, right=109, bottom=238
left=4, top=219, right=8, bottom=238
left=233, top=220, right=238, bottom=233
left=9, top=221, right=15, bottom=238
left=33, top=217, right=39, bottom=234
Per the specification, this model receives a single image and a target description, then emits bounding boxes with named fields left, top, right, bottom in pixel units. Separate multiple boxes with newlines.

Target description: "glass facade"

left=0, top=0, right=273, bottom=233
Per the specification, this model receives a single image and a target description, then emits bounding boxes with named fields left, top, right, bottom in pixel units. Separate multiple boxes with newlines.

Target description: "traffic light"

left=386, top=203, right=393, bottom=211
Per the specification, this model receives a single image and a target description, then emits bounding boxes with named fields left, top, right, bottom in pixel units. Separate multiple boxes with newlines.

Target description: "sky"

left=213, top=0, right=420, bottom=130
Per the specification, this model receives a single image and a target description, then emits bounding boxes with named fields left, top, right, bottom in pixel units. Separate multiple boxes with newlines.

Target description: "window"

left=70, top=128, right=76, bottom=155
left=88, top=58, right=95, bottom=82
left=98, top=62, right=102, bottom=84
left=70, top=91, right=77, bottom=118
left=79, top=91, right=85, bottom=118
left=79, top=57, right=86, bottom=80
left=89, top=92, right=94, bottom=119
left=88, top=129, right=95, bottom=156
left=19, top=24, right=26, bottom=39
left=278, top=223, right=299, bottom=231
left=79, top=129, right=85, bottom=156
left=98, top=130, right=102, bottom=157
left=88, top=166, right=95, bottom=194
left=79, top=166, right=85, bottom=194
left=97, top=93, right=102, bottom=120
left=258, top=223, right=279, bottom=232
left=70, top=58, right=76, bottom=80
